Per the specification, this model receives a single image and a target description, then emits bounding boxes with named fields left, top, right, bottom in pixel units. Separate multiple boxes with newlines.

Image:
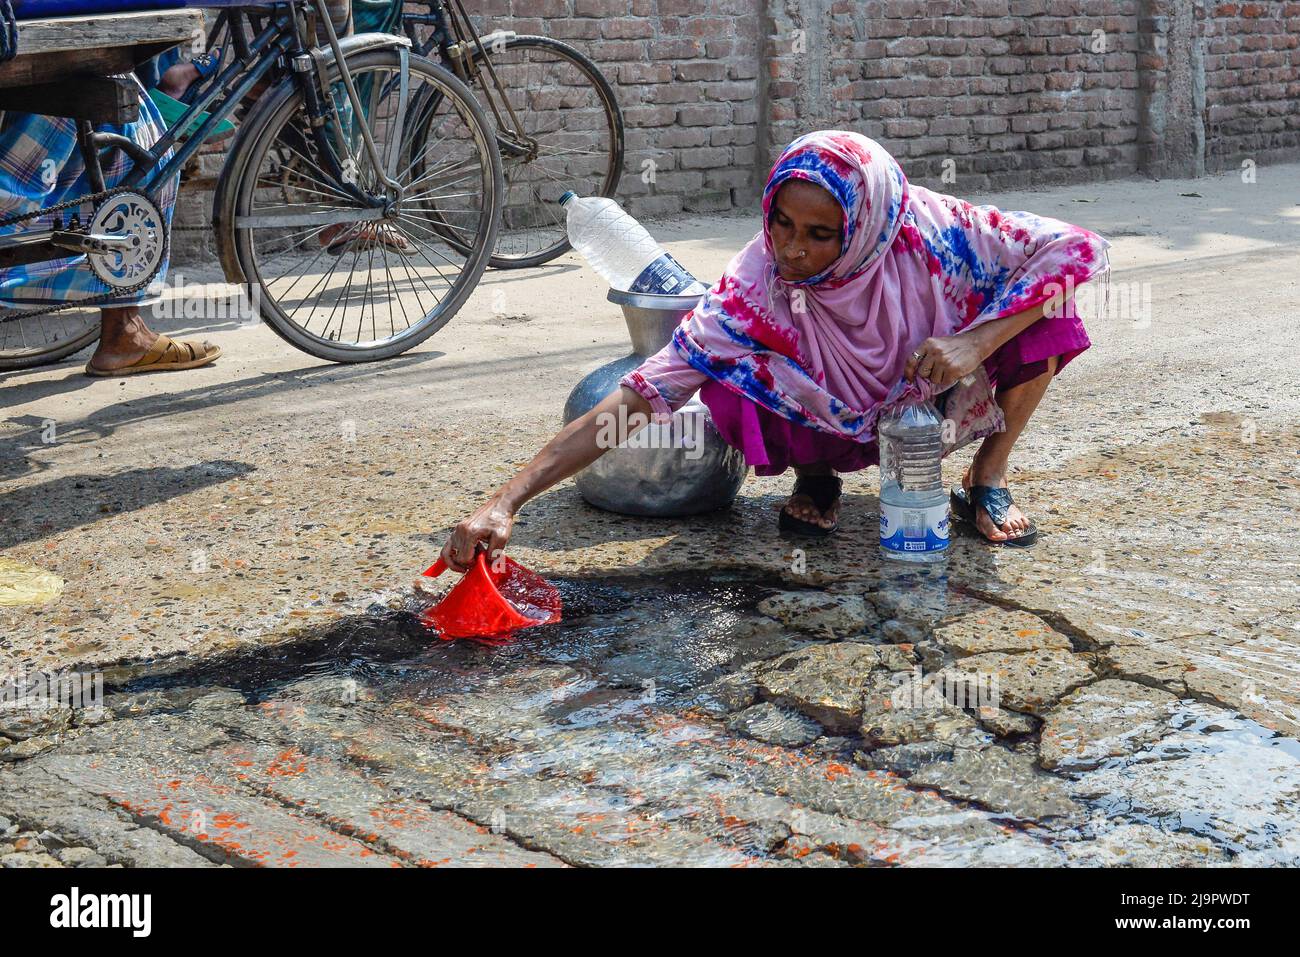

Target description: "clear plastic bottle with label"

left=878, top=398, right=950, bottom=563
left=560, top=191, right=708, bottom=296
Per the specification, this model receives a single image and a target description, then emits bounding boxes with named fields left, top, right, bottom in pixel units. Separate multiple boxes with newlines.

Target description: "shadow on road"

left=0, top=459, right=255, bottom=548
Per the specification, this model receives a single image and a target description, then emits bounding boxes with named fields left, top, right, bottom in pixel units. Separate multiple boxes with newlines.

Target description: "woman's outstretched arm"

left=439, top=386, right=654, bottom=571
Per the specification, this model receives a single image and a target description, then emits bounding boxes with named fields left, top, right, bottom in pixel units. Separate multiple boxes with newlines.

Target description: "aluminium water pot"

left=561, top=288, right=748, bottom=517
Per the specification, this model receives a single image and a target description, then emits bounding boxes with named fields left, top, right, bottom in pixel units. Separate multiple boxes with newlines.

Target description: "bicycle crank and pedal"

left=0, top=189, right=168, bottom=322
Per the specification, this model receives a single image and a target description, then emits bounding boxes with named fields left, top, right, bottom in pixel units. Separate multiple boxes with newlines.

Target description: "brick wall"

left=171, top=0, right=1300, bottom=263
left=766, top=0, right=1143, bottom=192
left=558, top=0, right=765, bottom=215
left=1199, top=1, right=1300, bottom=172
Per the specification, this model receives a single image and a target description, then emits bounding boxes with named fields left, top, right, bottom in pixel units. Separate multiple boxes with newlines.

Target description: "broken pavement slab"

left=756, top=590, right=879, bottom=639
left=0, top=708, right=72, bottom=742
left=909, top=746, right=1084, bottom=822
left=755, top=642, right=911, bottom=732
left=860, top=706, right=986, bottom=751
left=1039, top=679, right=1182, bottom=770
left=854, top=741, right=956, bottom=776
left=858, top=669, right=989, bottom=750
left=1097, top=630, right=1300, bottom=738
left=947, top=649, right=1096, bottom=716
left=726, top=702, right=823, bottom=747
left=932, top=601, right=1074, bottom=657
left=682, top=669, right=759, bottom=717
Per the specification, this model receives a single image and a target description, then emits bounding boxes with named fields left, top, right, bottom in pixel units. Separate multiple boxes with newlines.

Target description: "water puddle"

left=75, top=568, right=1300, bottom=866
left=118, top=570, right=791, bottom=708
left=1065, top=705, right=1300, bottom=865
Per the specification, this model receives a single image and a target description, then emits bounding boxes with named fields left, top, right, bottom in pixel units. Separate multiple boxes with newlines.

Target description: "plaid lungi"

left=0, top=75, right=176, bottom=308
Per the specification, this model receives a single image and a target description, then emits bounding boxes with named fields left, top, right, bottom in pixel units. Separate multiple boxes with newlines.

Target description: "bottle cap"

left=559, top=190, right=577, bottom=206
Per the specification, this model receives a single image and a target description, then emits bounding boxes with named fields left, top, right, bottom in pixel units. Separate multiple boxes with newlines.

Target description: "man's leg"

left=87, top=306, right=221, bottom=374
left=89, top=307, right=160, bottom=372
left=963, top=354, right=1058, bottom=541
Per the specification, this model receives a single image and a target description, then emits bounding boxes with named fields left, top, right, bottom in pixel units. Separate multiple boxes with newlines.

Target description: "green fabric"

left=352, top=0, right=402, bottom=35
left=348, top=0, right=403, bottom=136
left=326, top=0, right=402, bottom=179
left=147, top=89, right=236, bottom=139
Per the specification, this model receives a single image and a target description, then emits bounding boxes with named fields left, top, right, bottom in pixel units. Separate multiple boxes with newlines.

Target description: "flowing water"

left=20, top=569, right=1300, bottom=867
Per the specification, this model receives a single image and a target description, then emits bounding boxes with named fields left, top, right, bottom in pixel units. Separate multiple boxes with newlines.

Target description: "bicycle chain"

left=0, top=186, right=163, bottom=323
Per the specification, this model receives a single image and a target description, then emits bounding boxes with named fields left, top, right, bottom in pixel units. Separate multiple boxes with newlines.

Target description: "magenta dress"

left=624, top=306, right=1090, bottom=478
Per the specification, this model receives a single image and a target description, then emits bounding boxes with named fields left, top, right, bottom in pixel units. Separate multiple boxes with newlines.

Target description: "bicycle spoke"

left=454, top=38, right=619, bottom=263
left=234, top=54, right=496, bottom=356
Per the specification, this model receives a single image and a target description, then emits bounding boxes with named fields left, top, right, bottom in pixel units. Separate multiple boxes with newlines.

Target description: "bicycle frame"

left=401, top=0, right=535, bottom=161
left=127, top=8, right=296, bottom=196
left=138, top=1, right=402, bottom=203
left=0, top=0, right=411, bottom=272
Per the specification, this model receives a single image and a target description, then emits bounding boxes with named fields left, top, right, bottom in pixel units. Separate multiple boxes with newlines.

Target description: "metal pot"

left=562, top=288, right=749, bottom=517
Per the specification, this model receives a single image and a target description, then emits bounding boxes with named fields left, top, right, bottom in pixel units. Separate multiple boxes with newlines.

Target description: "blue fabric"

left=15, top=0, right=265, bottom=17
left=352, top=0, right=398, bottom=35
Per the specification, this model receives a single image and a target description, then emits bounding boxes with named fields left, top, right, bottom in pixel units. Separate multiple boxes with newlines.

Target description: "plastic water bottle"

left=878, top=399, right=950, bottom=563
left=560, top=191, right=708, bottom=296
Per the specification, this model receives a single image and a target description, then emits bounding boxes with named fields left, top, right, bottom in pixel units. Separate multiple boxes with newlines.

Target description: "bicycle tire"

left=0, top=314, right=99, bottom=370
left=412, top=34, right=624, bottom=270
left=215, top=49, right=503, bottom=364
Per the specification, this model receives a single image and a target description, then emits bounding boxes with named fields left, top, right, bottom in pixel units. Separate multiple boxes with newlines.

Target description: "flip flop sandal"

left=85, top=334, right=222, bottom=377
left=950, top=484, right=1038, bottom=547
left=778, top=474, right=842, bottom=538
left=179, top=49, right=224, bottom=105
left=323, top=223, right=415, bottom=258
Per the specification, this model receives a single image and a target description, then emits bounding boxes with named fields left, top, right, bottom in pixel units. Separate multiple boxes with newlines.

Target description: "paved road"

left=1, top=165, right=1298, bottom=866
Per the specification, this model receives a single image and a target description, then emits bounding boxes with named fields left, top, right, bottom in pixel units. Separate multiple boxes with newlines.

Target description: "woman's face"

left=768, top=179, right=844, bottom=282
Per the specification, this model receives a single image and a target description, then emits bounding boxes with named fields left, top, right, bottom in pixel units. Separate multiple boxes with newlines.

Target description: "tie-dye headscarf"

left=669, top=130, right=1111, bottom=443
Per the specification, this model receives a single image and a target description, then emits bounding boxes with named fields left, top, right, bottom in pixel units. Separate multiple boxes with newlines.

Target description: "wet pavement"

left=3, top=571, right=1297, bottom=867
left=2, top=167, right=1300, bottom=866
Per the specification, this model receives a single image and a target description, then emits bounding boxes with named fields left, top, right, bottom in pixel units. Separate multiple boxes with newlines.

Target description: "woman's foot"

left=150, top=51, right=238, bottom=141
left=157, top=60, right=202, bottom=100
left=779, top=470, right=841, bottom=536
left=961, top=459, right=1033, bottom=542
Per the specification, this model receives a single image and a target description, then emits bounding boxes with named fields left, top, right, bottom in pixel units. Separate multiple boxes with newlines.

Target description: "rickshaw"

left=0, top=0, right=504, bottom=367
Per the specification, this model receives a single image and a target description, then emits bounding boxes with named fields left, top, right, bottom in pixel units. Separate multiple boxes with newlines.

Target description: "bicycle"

left=0, top=0, right=504, bottom=368
left=399, top=0, right=624, bottom=268
left=209, top=0, right=624, bottom=269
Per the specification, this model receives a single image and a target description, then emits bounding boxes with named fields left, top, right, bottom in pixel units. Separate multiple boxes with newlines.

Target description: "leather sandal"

left=778, top=474, right=842, bottom=538
left=950, top=484, right=1038, bottom=547
left=85, top=334, right=222, bottom=377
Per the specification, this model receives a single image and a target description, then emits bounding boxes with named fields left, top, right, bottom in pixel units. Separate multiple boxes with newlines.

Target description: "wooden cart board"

left=0, top=8, right=204, bottom=89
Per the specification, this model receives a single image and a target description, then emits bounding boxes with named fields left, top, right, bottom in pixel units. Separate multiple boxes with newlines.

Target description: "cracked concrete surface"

left=1, top=165, right=1298, bottom=866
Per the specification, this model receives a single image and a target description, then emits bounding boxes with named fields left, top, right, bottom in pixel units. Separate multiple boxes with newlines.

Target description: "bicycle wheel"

left=408, top=34, right=623, bottom=269
left=0, top=308, right=99, bottom=370
left=217, top=49, right=503, bottom=363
